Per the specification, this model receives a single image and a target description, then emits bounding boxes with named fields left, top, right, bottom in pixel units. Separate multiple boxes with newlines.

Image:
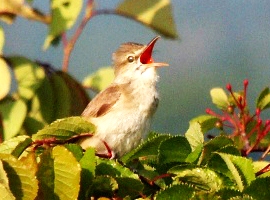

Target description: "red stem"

left=255, top=164, right=270, bottom=176
left=62, top=0, right=95, bottom=72
left=61, top=4, right=151, bottom=72
left=150, top=173, right=173, bottom=185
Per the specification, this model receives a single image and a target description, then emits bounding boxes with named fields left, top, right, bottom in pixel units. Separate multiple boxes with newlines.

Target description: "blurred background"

left=2, top=0, right=270, bottom=134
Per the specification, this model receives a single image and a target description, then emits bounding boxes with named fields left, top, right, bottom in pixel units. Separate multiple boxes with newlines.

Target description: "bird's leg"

left=95, top=139, right=115, bottom=159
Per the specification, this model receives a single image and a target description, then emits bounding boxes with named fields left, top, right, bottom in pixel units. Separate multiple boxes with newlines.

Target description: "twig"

left=61, top=5, right=153, bottom=71
left=260, top=145, right=270, bottom=160
left=62, top=0, right=95, bottom=72
left=256, top=164, right=270, bottom=177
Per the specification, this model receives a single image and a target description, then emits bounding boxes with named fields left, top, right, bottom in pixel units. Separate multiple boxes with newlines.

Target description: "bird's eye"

left=127, top=55, right=135, bottom=63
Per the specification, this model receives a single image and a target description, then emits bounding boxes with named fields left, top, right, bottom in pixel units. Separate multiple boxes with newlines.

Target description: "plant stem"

left=61, top=2, right=152, bottom=72
left=260, top=145, right=270, bottom=160
left=62, top=0, right=95, bottom=72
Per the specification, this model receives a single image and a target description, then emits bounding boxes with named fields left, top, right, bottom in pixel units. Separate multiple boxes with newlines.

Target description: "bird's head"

left=112, top=36, right=168, bottom=83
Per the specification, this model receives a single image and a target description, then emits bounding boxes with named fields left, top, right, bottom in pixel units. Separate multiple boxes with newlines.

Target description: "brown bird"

left=79, top=36, right=168, bottom=158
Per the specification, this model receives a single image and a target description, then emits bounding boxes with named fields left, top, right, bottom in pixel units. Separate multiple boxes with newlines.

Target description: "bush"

left=0, top=1, right=270, bottom=199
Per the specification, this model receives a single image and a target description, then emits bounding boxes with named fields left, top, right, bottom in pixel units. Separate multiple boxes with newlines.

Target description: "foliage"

left=1, top=0, right=270, bottom=199
left=205, top=80, right=270, bottom=158
left=0, top=117, right=270, bottom=199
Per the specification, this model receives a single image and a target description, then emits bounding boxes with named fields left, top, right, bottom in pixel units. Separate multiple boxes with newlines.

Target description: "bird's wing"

left=81, top=84, right=121, bottom=118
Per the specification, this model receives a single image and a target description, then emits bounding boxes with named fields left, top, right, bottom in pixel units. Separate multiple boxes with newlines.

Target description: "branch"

left=62, top=0, right=95, bottom=72
left=61, top=4, right=149, bottom=72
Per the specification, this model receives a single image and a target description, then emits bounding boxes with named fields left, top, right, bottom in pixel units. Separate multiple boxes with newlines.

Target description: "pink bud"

left=256, top=108, right=261, bottom=116
left=243, top=79, right=249, bottom=87
left=226, top=83, right=232, bottom=91
left=206, top=108, right=212, bottom=114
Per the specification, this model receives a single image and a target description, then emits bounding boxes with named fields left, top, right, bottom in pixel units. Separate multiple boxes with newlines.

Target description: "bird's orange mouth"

left=140, top=36, right=169, bottom=68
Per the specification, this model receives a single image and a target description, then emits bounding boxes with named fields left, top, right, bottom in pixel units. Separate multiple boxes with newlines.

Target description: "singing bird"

left=79, top=36, right=168, bottom=158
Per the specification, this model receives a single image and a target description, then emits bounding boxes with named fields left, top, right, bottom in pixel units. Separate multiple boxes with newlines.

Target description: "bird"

left=79, top=36, right=168, bottom=158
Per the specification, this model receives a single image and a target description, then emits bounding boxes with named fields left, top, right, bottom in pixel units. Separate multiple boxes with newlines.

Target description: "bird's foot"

left=95, top=140, right=115, bottom=159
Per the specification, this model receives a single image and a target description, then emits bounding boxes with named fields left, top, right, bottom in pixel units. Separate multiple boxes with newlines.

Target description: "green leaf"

left=169, top=165, right=223, bottom=192
left=210, top=88, right=229, bottom=109
left=0, top=183, right=15, bottom=200
left=36, top=148, right=55, bottom=199
left=89, top=176, right=118, bottom=198
left=0, top=0, right=49, bottom=24
left=43, top=0, right=83, bottom=49
left=185, top=143, right=203, bottom=163
left=190, top=115, right=219, bottom=133
left=9, top=56, right=45, bottom=100
left=96, top=159, right=139, bottom=179
left=185, top=122, right=204, bottom=151
left=228, top=154, right=255, bottom=186
left=0, top=135, right=31, bottom=156
left=256, top=87, right=270, bottom=111
left=0, top=154, right=38, bottom=200
left=137, top=167, right=166, bottom=189
left=11, top=137, right=32, bottom=158
left=0, top=100, right=27, bottom=140
left=27, top=71, right=89, bottom=132
left=80, top=148, right=95, bottom=177
left=155, top=183, right=195, bottom=200
left=64, top=143, right=83, bottom=161
left=52, top=146, right=81, bottom=199
left=116, top=0, right=178, bottom=39
left=216, top=188, right=242, bottom=200
left=158, top=136, right=192, bottom=164
left=115, top=177, right=144, bottom=198
left=121, top=133, right=171, bottom=164
left=0, top=0, right=21, bottom=24
left=50, top=72, right=72, bottom=119
left=24, top=75, right=55, bottom=135
left=49, top=71, right=89, bottom=119
left=0, top=160, right=10, bottom=191
left=28, top=76, right=54, bottom=125
left=245, top=177, right=270, bottom=200
left=201, top=135, right=235, bottom=165
left=79, top=148, right=96, bottom=200
left=58, top=71, right=89, bottom=115
left=0, top=58, right=11, bottom=100
left=37, top=146, right=81, bottom=199
left=228, top=195, right=254, bottom=200
left=32, top=116, right=96, bottom=141
left=253, top=161, right=270, bottom=177
left=211, top=154, right=243, bottom=191
left=215, top=153, right=255, bottom=191
left=82, top=67, right=114, bottom=92
left=95, top=158, right=143, bottom=198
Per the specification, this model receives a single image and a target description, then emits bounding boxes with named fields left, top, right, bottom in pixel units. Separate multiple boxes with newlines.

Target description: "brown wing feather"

left=81, top=84, right=121, bottom=118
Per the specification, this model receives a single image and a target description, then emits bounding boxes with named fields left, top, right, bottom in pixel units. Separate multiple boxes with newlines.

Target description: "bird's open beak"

left=140, top=36, right=169, bottom=68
